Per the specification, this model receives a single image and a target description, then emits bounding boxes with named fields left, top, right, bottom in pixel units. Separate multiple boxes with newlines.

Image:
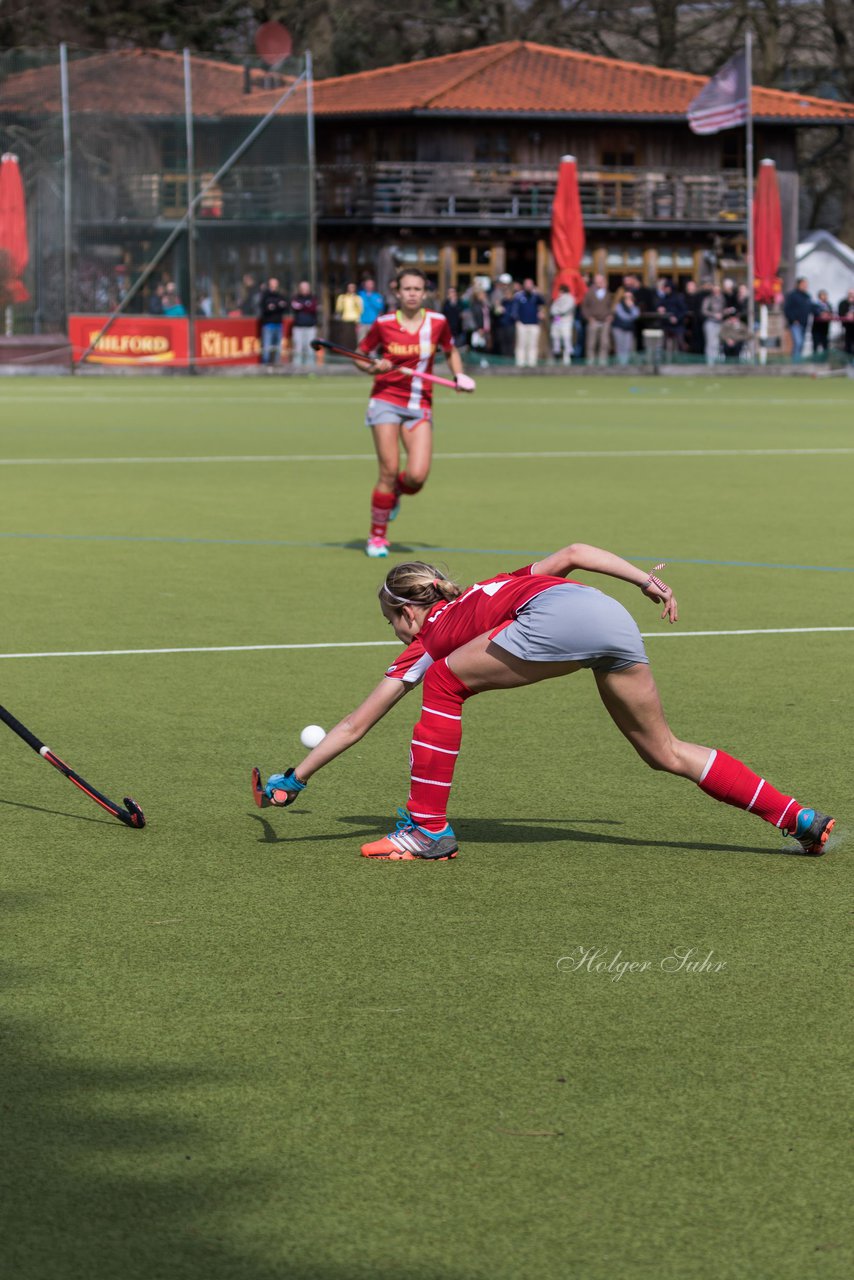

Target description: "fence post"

left=59, top=43, right=72, bottom=338
left=184, top=48, right=197, bottom=372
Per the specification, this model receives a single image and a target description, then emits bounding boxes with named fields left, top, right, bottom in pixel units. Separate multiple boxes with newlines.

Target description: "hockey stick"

left=310, top=338, right=475, bottom=391
left=0, top=703, right=146, bottom=828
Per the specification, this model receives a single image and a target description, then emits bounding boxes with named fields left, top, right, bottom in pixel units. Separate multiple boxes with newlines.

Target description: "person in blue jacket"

left=783, top=277, right=813, bottom=362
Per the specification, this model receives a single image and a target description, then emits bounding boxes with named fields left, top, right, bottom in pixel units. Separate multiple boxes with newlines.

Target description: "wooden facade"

left=313, top=116, right=801, bottom=303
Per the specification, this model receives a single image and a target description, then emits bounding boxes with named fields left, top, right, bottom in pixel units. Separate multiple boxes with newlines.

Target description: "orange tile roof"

left=0, top=48, right=289, bottom=118
left=1, top=40, right=851, bottom=125
left=293, top=39, right=854, bottom=123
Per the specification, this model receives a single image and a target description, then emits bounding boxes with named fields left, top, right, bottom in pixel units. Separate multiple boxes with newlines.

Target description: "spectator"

left=625, top=274, right=655, bottom=355
left=719, top=284, right=749, bottom=361
left=611, top=290, right=640, bottom=365
left=654, top=279, right=685, bottom=354
left=290, top=280, right=319, bottom=366
left=197, top=290, right=213, bottom=318
left=629, top=274, right=655, bottom=315
left=442, top=286, right=465, bottom=346
left=811, top=290, right=833, bottom=359
left=684, top=280, right=706, bottom=355
left=162, top=283, right=186, bottom=317
left=581, top=273, right=613, bottom=365
left=259, top=276, right=288, bottom=367
left=701, top=284, right=725, bottom=365
left=466, top=286, right=492, bottom=355
left=147, top=283, right=165, bottom=315
left=334, top=281, right=363, bottom=349
left=357, top=278, right=385, bottom=343
left=512, top=277, right=545, bottom=367
left=549, top=285, right=576, bottom=364
left=239, top=273, right=260, bottom=318
left=839, top=288, right=854, bottom=358
left=783, top=277, right=813, bottom=362
left=491, top=273, right=517, bottom=359
left=721, top=276, right=738, bottom=314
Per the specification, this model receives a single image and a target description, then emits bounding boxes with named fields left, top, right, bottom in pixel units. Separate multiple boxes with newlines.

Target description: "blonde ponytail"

left=379, top=562, right=462, bottom=610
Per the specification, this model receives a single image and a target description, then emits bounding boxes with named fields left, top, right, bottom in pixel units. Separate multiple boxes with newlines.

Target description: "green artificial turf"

left=0, top=375, right=851, bottom=1279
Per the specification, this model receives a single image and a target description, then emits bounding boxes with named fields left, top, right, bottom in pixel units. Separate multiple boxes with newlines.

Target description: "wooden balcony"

left=317, top=162, right=747, bottom=228
left=77, top=162, right=746, bottom=229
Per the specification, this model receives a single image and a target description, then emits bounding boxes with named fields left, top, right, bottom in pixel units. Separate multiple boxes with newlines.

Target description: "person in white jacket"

left=550, top=285, right=576, bottom=365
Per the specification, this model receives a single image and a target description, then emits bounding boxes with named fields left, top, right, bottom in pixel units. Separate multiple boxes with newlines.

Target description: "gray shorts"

left=365, top=398, right=432, bottom=429
left=491, top=583, right=648, bottom=673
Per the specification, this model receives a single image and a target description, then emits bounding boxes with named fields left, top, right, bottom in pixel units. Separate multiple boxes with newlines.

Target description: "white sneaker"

left=365, top=536, right=390, bottom=558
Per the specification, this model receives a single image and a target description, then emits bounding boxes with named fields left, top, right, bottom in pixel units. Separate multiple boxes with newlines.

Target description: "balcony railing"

left=76, top=162, right=746, bottom=226
left=78, top=166, right=312, bottom=225
left=318, top=162, right=747, bottom=225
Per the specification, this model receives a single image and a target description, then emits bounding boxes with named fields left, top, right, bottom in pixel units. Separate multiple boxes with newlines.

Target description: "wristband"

left=644, top=562, right=669, bottom=593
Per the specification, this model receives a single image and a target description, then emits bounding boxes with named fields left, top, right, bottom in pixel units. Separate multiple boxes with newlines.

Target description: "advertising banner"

left=69, top=316, right=261, bottom=366
left=195, top=318, right=260, bottom=365
left=69, top=315, right=189, bottom=365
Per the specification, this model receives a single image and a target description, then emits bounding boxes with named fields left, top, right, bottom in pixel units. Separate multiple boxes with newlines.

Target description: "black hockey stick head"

left=310, top=337, right=370, bottom=363
left=251, top=766, right=270, bottom=808
left=120, top=797, right=146, bottom=828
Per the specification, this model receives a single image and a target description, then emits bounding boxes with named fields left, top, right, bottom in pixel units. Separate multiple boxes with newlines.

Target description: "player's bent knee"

left=633, top=739, right=681, bottom=774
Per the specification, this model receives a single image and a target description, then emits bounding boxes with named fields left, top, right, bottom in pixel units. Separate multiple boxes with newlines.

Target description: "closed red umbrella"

left=753, top=158, right=782, bottom=306
left=0, top=152, right=30, bottom=305
left=550, top=155, right=586, bottom=302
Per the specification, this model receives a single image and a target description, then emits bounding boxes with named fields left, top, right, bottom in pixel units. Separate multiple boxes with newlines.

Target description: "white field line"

left=1, top=626, right=852, bottom=661
left=2, top=447, right=854, bottom=466
left=3, top=394, right=854, bottom=407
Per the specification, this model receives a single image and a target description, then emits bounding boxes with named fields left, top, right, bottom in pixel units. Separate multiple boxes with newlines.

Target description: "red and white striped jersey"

left=385, top=565, right=584, bottom=683
left=358, top=309, right=454, bottom=413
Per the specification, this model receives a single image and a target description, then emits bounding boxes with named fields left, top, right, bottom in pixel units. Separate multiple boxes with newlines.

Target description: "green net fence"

left=0, top=45, right=313, bottom=351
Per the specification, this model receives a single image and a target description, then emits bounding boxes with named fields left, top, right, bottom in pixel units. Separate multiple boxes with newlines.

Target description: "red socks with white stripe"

left=698, top=749, right=801, bottom=831
left=407, top=659, right=471, bottom=832
left=369, top=488, right=395, bottom=540
left=407, top=685, right=806, bottom=837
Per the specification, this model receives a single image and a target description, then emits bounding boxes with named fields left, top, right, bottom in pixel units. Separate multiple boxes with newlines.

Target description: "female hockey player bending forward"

left=254, top=542, right=835, bottom=861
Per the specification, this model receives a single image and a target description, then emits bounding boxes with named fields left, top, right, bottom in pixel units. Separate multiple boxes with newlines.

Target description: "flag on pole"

left=687, top=51, right=749, bottom=134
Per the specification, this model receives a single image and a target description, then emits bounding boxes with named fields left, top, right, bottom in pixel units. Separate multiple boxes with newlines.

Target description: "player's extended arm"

left=447, top=346, right=465, bottom=381
left=294, top=677, right=410, bottom=785
left=532, top=542, right=678, bottom=623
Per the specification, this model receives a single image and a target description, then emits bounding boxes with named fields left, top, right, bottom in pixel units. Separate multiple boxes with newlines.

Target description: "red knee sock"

left=370, top=488, right=396, bottom=540
left=407, top=659, right=472, bottom=832
left=397, top=470, right=423, bottom=496
left=698, top=749, right=801, bottom=830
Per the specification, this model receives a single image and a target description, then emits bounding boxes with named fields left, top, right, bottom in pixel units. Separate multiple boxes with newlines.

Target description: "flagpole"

left=745, top=27, right=755, bottom=361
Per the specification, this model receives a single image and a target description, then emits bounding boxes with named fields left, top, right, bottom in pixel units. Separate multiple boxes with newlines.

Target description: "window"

left=335, top=132, right=354, bottom=161
left=395, top=245, right=439, bottom=265
left=651, top=247, right=697, bottom=287
left=601, top=150, right=636, bottom=168
left=161, top=132, right=184, bottom=172
left=475, top=133, right=510, bottom=164
left=722, top=133, right=745, bottom=170
left=452, top=245, right=493, bottom=290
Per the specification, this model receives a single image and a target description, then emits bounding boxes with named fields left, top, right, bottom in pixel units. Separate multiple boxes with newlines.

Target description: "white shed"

left=795, top=230, right=854, bottom=307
